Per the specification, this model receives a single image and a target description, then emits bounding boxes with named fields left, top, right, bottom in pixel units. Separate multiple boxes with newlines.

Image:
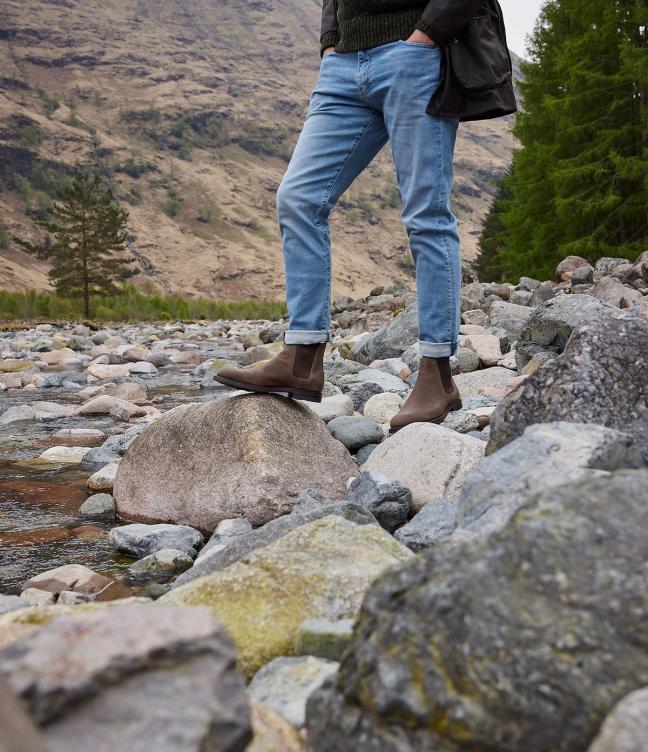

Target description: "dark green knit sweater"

left=320, top=0, right=438, bottom=56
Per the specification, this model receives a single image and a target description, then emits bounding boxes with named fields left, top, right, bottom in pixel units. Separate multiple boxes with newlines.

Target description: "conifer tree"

left=477, top=0, right=648, bottom=282
left=13, top=170, right=137, bottom=317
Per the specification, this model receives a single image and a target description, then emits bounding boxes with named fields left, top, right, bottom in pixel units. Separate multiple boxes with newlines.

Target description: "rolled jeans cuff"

left=418, top=340, right=454, bottom=357
left=283, top=329, right=331, bottom=344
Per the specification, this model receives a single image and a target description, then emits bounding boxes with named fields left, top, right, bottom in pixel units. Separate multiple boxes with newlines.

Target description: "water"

left=0, top=364, right=236, bottom=595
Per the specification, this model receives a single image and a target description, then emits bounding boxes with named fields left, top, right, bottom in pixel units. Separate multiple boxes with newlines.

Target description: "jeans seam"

left=314, top=110, right=380, bottom=330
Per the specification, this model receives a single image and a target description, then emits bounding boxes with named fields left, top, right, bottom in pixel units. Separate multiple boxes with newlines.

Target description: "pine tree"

left=477, top=0, right=648, bottom=282
left=13, top=170, right=137, bottom=318
left=475, top=167, right=513, bottom=282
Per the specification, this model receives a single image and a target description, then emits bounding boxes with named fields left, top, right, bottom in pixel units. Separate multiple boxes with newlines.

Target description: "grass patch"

left=0, top=285, right=287, bottom=323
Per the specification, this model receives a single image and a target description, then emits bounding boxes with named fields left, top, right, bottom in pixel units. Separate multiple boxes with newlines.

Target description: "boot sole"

left=213, top=374, right=323, bottom=403
left=388, top=398, right=463, bottom=436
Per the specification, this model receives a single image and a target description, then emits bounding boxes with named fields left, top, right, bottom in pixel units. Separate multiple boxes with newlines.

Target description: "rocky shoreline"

left=0, top=250, right=647, bottom=750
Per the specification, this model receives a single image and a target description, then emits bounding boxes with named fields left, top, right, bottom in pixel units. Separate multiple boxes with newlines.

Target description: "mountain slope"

left=0, top=0, right=520, bottom=300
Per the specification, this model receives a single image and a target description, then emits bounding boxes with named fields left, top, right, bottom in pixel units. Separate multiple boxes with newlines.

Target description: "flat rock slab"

left=161, top=515, right=412, bottom=678
left=114, top=395, right=359, bottom=532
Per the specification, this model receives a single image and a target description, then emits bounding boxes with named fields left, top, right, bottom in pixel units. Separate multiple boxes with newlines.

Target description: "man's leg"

left=276, top=51, right=389, bottom=344
left=374, top=40, right=461, bottom=356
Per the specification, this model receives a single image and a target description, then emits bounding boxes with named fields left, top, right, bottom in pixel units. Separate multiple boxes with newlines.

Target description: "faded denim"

left=276, top=39, right=461, bottom=357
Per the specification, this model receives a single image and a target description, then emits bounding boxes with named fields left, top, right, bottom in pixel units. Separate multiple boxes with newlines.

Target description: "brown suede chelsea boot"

left=214, top=342, right=326, bottom=402
left=388, top=356, right=462, bottom=434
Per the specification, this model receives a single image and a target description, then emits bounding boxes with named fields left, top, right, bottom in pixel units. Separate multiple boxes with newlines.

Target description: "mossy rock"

left=160, top=516, right=412, bottom=678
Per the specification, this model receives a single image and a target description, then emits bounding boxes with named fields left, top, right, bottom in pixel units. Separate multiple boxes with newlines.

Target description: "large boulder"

left=361, top=423, right=485, bottom=511
left=0, top=604, right=251, bottom=751
left=459, top=422, right=645, bottom=537
left=160, top=516, right=412, bottom=677
left=515, top=293, right=615, bottom=367
left=113, top=395, right=359, bottom=532
left=306, top=470, right=648, bottom=752
left=489, top=309, right=648, bottom=462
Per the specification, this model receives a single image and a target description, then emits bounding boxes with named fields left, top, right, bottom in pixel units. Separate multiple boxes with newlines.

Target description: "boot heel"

left=289, top=388, right=323, bottom=403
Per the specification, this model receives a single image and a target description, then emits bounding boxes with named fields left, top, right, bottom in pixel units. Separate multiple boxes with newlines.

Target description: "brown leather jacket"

left=320, top=0, right=517, bottom=122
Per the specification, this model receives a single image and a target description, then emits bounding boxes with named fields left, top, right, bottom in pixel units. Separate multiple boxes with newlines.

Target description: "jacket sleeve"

left=415, top=0, right=485, bottom=44
left=320, top=0, right=339, bottom=57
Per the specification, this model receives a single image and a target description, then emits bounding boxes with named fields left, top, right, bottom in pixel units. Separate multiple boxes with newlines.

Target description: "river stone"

left=488, top=309, right=648, bottom=462
left=173, top=500, right=377, bottom=587
left=109, top=523, right=203, bottom=559
left=306, top=469, right=648, bottom=752
left=86, top=461, right=119, bottom=492
left=128, top=549, right=194, bottom=581
left=344, top=470, right=411, bottom=532
left=294, top=618, right=355, bottom=662
left=37, top=446, right=92, bottom=464
left=0, top=604, right=251, bottom=751
left=0, top=596, right=29, bottom=616
left=22, top=565, right=115, bottom=596
left=348, top=305, right=418, bottom=364
left=459, top=422, right=644, bottom=537
left=113, top=394, right=359, bottom=531
left=394, top=499, right=458, bottom=551
left=555, top=254, right=591, bottom=280
left=362, top=392, right=403, bottom=424
left=198, top=518, right=253, bottom=561
left=327, top=415, right=384, bottom=451
left=518, top=293, right=615, bottom=354
left=301, top=393, right=354, bottom=422
left=0, top=405, right=41, bottom=425
left=249, top=656, right=339, bottom=728
left=79, top=493, right=115, bottom=520
left=453, top=367, right=516, bottom=398
left=587, top=687, right=648, bottom=752
left=161, top=516, right=412, bottom=678
left=361, top=423, right=485, bottom=511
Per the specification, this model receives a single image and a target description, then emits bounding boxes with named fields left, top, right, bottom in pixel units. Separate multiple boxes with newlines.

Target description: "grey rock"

left=109, top=523, right=204, bottom=559
left=555, top=255, right=591, bottom=280
left=327, top=415, right=384, bottom=451
left=348, top=304, right=418, bottom=364
left=393, top=499, right=458, bottom=551
left=336, top=380, right=383, bottom=412
left=516, top=276, right=541, bottom=291
left=516, top=293, right=615, bottom=366
left=0, top=405, right=41, bottom=425
left=509, top=289, right=532, bottom=306
left=128, top=549, right=194, bottom=581
left=0, top=604, right=251, bottom=751
left=344, top=470, right=412, bottom=532
left=461, top=309, right=489, bottom=326
left=489, top=308, right=648, bottom=462
left=306, top=469, right=648, bottom=752
left=198, top=518, right=253, bottom=560
left=451, top=347, right=480, bottom=374
left=79, top=493, right=115, bottom=521
left=173, top=501, right=378, bottom=588
left=337, top=368, right=409, bottom=395
left=354, top=443, right=379, bottom=464
left=460, top=422, right=644, bottom=537
left=453, top=366, right=517, bottom=397
left=249, top=656, right=339, bottom=729
left=0, top=678, right=43, bottom=752
left=594, top=256, right=629, bottom=280
left=0, top=595, right=29, bottom=615
left=528, top=281, right=556, bottom=306
left=294, top=619, right=355, bottom=662
left=571, top=264, right=594, bottom=285
left=587, top=687, right=648, bottom=752
left=488, top=300, right=534, bottom=335
left=441, top=410, right=480, bottom=434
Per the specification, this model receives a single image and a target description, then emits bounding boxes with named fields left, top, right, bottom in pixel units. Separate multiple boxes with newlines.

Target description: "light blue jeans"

left=276, top=39, right=461, bottom=357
